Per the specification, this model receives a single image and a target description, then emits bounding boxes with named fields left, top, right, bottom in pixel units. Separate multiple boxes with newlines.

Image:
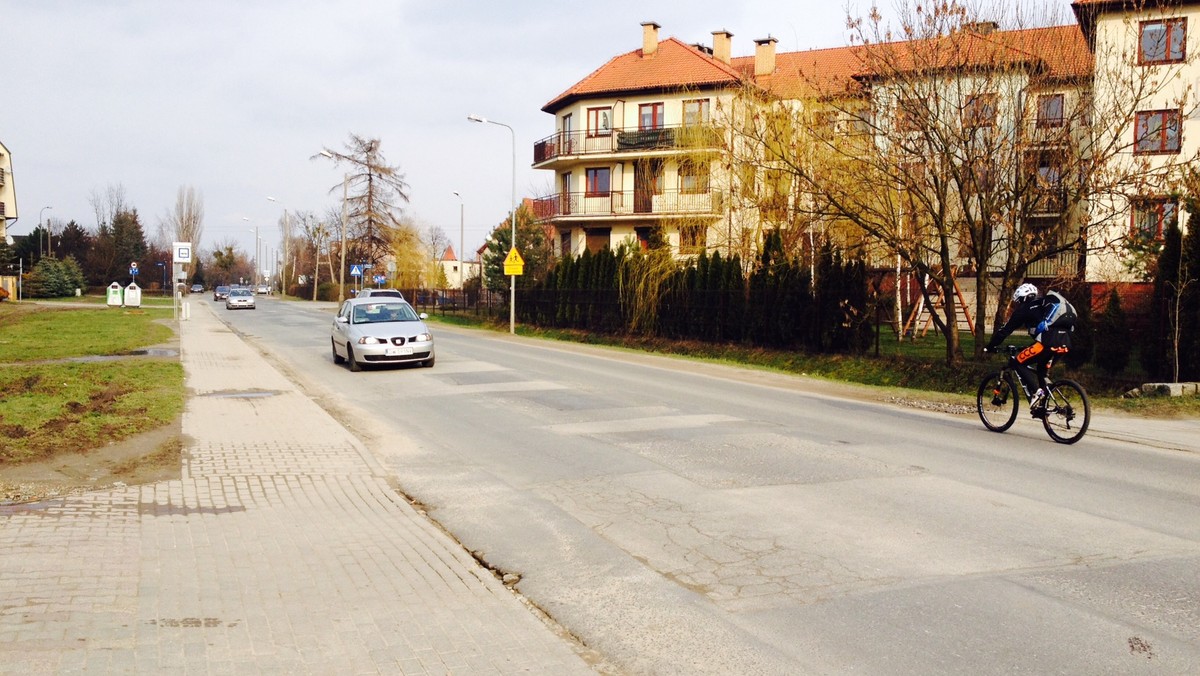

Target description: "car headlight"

left=357, top=336, right=383, bottom=345
left=415, top=333, right=432, bottom=342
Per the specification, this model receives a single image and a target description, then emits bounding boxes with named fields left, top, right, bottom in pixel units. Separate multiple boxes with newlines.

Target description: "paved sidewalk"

left=0, top=303, right=595, bottom=675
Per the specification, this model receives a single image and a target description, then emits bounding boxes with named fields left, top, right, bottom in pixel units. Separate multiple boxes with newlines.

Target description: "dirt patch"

left=0, top=417, right=183, bottom=504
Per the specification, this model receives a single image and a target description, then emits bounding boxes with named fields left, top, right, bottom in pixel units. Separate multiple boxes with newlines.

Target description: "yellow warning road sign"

left=504, top=248, right=525, bottom=276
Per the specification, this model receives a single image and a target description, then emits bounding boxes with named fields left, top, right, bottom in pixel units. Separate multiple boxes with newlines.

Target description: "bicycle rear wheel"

left=977, top=371, right=1019, bottom=432
left=1042, top=378, right=1090, bottom=444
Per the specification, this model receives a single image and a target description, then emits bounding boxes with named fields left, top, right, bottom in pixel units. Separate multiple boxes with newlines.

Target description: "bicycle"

left=977, top=345, right=1090, bottom=444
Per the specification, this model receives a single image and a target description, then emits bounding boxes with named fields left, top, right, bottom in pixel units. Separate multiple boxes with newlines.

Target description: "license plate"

left=385, top=346, right=413, bottom=356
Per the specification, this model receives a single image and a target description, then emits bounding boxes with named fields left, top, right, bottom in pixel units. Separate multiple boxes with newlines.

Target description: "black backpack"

left=1043, top=290, right=1077, bottom=329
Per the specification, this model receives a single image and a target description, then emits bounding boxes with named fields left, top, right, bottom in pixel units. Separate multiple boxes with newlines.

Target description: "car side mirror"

left=336, top=316, right=348, bottom=324
left=419, top=313, right=428, bottom=320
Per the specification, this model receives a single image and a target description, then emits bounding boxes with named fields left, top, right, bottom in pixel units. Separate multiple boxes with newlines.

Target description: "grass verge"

left=0, top=303, right=174, bottom=361
left=0, top=302, right=184, bottom=466
left=427, top=314, right=1200, bottom=418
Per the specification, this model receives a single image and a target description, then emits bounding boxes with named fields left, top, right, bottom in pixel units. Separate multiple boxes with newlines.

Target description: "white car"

left=255, top=285, right=270, bottom=295
left=331, top=297, right=434, bottom=371
left=225, top=288, right=256, bottom=310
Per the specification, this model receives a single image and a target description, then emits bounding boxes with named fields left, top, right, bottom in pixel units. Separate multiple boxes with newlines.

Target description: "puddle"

left=124, top=348, right=179, bottom=357
left=201, top=390, right=280, bottom=399
left=31, top=348, right=181, bottom=364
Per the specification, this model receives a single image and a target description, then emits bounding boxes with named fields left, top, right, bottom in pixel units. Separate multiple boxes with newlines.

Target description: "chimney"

left=712, top=30, right=733, bottom=65
left=642, top=22, right=660, bottom=56
left=754, top=36, right=777, bottom=76
left=965, top=21, right=998, bottom=35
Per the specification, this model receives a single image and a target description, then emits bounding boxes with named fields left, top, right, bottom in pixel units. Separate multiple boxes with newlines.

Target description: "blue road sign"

left=350, top=264, right=363, bottom=277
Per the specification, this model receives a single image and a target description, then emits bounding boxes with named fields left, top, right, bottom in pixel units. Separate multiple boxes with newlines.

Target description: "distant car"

left=331, top=297, right=434, bottom=371
left=225, top=288, right=256, bottom=310
left=190, top=283, right=204, bottom=293
left=213, top=285, right=231, bottom=300
left=255, top=284, right=270, bottom=295
left=356, top=288, right=405, bottom=300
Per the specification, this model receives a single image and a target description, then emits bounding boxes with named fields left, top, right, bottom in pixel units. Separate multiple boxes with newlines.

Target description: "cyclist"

left=984, top=283, right=1075, bottom=418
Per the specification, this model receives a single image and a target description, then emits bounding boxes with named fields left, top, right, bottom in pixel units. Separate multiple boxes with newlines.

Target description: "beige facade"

left=1081, top=0, right=1200, bottom=281
left=0, top=140, right=16, bottom=242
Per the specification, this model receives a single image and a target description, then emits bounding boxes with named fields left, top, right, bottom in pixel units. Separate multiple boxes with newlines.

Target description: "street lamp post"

left=452, top=191, right=464, bottom=289
left=267, top=196, right=289, bottom=294
left=467, top=114, right=516, bottom=334
left=38, top=206, right=52, bottom=258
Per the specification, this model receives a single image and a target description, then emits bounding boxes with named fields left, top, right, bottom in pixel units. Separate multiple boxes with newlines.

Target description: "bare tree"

left=157, top=186, right=205, bottom=278
left=314, top=134, right=411, bottom=271
left=710, top=0, right=1200, bottom=364
left=88, top=184, right=128, bottom=231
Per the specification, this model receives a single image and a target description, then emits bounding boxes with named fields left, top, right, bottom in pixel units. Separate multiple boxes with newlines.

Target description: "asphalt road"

left=210, top=295, right=1200, bottom=675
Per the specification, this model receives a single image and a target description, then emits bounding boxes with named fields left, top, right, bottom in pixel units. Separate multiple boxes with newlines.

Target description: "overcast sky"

left=4, top=0, right=1076, bottom=265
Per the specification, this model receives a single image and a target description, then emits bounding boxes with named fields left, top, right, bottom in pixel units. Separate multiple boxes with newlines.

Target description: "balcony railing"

left=1026, top=251, right=1080, bottom=279
left=533, top=124, right=722, bottom=164
left=532, top=189, right=726, bottom=221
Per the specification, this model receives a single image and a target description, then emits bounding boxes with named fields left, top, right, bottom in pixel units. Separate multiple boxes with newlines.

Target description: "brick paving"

left=0, top=303, right=594, bottom=675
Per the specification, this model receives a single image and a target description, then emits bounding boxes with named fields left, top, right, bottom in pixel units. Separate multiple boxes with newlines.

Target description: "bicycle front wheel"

left=977, top=371, right=1019, bottom=432
left=1042, top=378, right=1090, bottom=444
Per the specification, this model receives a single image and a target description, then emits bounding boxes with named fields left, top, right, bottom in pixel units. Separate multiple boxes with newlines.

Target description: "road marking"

left=542, top=414, right=740, bottom=435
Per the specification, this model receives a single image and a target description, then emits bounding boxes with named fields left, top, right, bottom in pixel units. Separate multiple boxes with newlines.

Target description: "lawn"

left=0, top=302, right=183, bottom=464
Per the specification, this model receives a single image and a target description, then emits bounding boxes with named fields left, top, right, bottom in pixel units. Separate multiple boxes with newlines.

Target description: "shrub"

left=1093, top=289, right=1131, bottom=375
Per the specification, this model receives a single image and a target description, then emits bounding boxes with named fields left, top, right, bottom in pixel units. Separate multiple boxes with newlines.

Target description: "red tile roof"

left=546, top=24, right=1090, bottom=110
left=542, top=37, right=744, bottom=112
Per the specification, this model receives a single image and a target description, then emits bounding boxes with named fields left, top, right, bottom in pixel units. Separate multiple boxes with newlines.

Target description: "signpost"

left=503, top=248, right=524, bottom=277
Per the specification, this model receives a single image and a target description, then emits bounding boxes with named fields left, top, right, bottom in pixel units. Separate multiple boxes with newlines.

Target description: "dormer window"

left=1139, top=18, right=1186, bottom=65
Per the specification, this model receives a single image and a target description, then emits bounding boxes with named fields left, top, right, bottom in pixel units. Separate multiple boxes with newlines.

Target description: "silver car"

left=225, top=288, right=256, bottom=310
left=331, top=297, right=434, bottom=371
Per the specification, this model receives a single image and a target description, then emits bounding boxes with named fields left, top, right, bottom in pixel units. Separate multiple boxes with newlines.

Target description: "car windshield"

left=352, top=302, right=418, bottom=324
left=230, top=289, right=251, bottom=297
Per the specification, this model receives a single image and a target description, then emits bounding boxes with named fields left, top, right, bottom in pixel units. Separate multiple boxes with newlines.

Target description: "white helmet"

left=1012, top=283, right=1038, bottom=303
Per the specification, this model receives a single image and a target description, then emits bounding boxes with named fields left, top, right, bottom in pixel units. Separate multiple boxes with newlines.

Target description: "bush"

left=23, top=256, right=87, bottom=298
left=1092, top=289, right=1131, bottom=375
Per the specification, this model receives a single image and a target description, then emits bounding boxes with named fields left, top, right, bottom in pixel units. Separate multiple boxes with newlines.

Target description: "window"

left=679, top=161, right=709, bottom=194
left=1135, top=109, right=1182, bottom=153
left=562, top=113, right=573, bottom=134
left=639, top=102, right=665, bottom=130
left=1025, top=149, right=1066, bottom=212
left=683, top=99, right=710, bottom=126
left=1139, top=18, right=1186, bottom=65
left=1026, top=216, right=1062, bottom=249
left=587, top=107, right=612, bottom=137
left=896, top=97, right=924, bottom=132
left=965, top=160, right=994, bottom=193
left=1133, top=198, right=1177, bottom=239
left=585, top=167, right=611, bottom=196
left=1036, top=94, right=1065, bottom=128
left=963, top=93, right=997, bottom=128
left=680, top=224, right=706, bottom=254
left=813, top=110, right=837, bottom=134
left=559, top=231, right=571, bottom=257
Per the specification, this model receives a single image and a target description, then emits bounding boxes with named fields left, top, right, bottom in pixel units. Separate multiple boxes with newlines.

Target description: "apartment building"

left=1074, top=0, right=1200, bottom=282
left=533, top=1, right=1199, bottom=305
left=0, top=140, right=16, bottom=242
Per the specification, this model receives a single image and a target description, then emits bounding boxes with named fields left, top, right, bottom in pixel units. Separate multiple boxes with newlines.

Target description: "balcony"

left=1026, top=251, right=1081, bottom=279
left=532, top=189, right=726, bottom=222
left=533, top=124, right=722, bottom=165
